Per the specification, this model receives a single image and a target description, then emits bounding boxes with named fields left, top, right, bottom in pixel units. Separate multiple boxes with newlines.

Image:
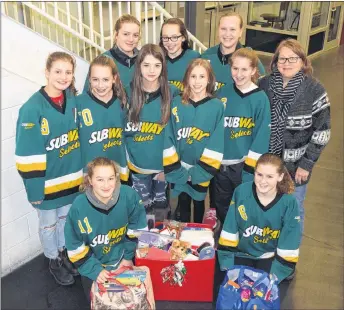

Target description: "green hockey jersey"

left=167, top=48, right=200, bottom=92
left=163, top=95, right=224, bottom=201
left=216, top=83, right=271, bottom=182
left=201, top=44, right=266, bottom=91
left=83, top=48, right=137, bottom=93
left=65, top=185, right=148, bottom=281
left=218, top=181, right=301, bottom=283
left=124, top=85, right=178, bottom=175
left=15, top=88, right=83, bottom=210
left=76, top=92, right=129, bottom=181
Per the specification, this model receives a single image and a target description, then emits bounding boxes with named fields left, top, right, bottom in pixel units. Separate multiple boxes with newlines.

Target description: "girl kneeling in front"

left=64, top=157, right=147, bottom=301
left=218, top=153, right=301, bottom=283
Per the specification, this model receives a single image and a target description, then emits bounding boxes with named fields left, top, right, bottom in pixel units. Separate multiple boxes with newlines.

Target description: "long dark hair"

left=159, top=18, right=190, bottom=53
left=46, top=51, right=78, bottom=96
left=182, top=58, right=216, bottom=104
left=129, top=44, right=170, bottom=125
left=255, top=153, right=295, bottom=194
left=88, top=55, right=127, bottom=108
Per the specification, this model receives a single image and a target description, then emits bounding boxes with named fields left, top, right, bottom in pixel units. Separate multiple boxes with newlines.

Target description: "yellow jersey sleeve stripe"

left=200, top=155, right=221, bottom=170
left=163, top=153, right=179, bottom=166
left=45, top=170, right=83, bottom=187
left=277, top=248, right=299, bottom=263
left=16, top=162, right=46, bottom=172
left=219, top=236, right=239, bottom=247
left=245, top=157, right=257, bottom=168
left=199, top=180, right=210, bottom=187
left=69, top=245, right=90, bottom=263
left=44, top=177, right=83, bottom=195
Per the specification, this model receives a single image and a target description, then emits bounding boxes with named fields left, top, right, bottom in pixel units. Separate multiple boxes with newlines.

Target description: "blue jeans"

left=131, top=173, right=167, bottom=207
left=293, top=185, right=307, bottom=235
left=37, top=204, right=71, bottom=259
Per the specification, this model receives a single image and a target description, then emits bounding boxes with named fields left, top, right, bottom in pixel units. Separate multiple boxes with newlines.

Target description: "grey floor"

left=1, top=46, right=343, bottom=309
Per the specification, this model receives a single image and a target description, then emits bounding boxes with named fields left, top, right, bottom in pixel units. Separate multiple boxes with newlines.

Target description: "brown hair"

left=218, top=12, right=244, bottom=29
left=181, top=58, right=216, bottom=104
left=129, top=44, right=170, bottom=125
left=88, top=55, right=127, bottom=108
left=79, top=157, right=119, bottom=192
left=46, top=51, right=78, bottom=96
left=230, top=48, right=260, bottom=84
left=270, top=38, right=313, bottom=76
left=255, top=153, right=295, bottom=194
left=159, top=18, right=190, bottom=53
left=113, top=14, right=141, bottom=45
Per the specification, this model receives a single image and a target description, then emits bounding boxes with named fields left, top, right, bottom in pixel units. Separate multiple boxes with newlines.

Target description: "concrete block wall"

left=1, top=16, right=89, bottom=276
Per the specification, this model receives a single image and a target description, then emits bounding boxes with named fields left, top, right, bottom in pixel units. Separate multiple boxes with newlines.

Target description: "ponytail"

left=277, top=166, right=295, bottom=194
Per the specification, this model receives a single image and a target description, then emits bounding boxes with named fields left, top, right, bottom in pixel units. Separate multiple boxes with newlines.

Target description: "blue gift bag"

left=216, top=265, right=280, bottom=310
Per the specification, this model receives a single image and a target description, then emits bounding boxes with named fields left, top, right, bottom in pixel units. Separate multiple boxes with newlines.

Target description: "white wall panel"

left=1, top=15, right=89, bottom=276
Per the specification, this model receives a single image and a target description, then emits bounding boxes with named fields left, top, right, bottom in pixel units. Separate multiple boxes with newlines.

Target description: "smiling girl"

left=15, top=52, right=83, bottom=286
left=77, top=55, right=129, bottom=182
left=64, top=157, right=147, bottom=302
left=124, top=44, right=178, bottom=221
left=212, top=48, right=271, bottom=225
left=218, top=153, right=301, bottom=283
left=163, top=58, right=224, bottom=223
left=83, top=14, right=140, bottom=92
left=201, top=12, right=265, bottom=90
left=159, top=18, right=200, bottom=92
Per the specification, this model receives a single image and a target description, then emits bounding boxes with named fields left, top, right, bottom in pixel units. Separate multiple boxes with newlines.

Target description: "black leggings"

left=178, top=192, right=205, bottom=223
left=81, top=276, right=93, bottom=304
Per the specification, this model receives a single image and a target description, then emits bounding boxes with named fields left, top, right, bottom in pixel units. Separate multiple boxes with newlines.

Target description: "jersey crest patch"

left=238, top=205, right=248, bottom=221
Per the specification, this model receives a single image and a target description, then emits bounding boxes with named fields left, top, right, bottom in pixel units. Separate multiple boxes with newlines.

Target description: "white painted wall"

left=1, top=15, right=89, bottom=276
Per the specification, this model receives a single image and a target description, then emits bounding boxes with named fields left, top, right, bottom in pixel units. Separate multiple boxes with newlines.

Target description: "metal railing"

left=2, top=1, right=207, bottom=62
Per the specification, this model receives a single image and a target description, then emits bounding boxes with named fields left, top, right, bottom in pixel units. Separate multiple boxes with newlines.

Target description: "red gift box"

left=135, top=223, right=215, bottom=302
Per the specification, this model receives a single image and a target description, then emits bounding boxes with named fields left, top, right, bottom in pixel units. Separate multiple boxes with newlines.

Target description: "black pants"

left=81, top=276, right=93, bottom=304
left=213, top=253, right=290, bottom=304
left=178, top=192, right=205, bottom=223
left=212, top=163, right=243, bottom=224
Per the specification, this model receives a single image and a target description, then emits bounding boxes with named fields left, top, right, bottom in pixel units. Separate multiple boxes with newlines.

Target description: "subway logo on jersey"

left=125, top=122, right=165, bottom=135
left=224, top=116, right=255, bottom=139
left=243, top=225, right=280, bottom=244
left=125, top=121, right=165, bottom=143
left=89, top=127, right=123, bottom=151
left=46, top=129, right=80, bottom=157
left=177, top=126, right=210, bottom=143
left=89, top=127, right=122, bottom=143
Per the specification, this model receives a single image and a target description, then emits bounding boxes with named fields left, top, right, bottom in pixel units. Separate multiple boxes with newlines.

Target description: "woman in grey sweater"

left=259, top=39, right=331, bottom=236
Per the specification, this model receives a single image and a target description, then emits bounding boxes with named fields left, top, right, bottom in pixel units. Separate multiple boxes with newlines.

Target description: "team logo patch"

left=238, top=205, right=248, bottom=221
left=21, top=122, right=35, bottom=129
left=221, top=97, right=227, bottom=108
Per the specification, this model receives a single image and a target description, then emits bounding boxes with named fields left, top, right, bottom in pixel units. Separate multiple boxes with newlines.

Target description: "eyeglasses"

left=161, top=35, right=183, bottom=42
left=277, top=57, right=300, bottom=64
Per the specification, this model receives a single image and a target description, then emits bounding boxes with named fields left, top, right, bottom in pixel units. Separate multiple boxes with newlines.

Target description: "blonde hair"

left=46, top=51, right=77, bottom=96
left=270, top=38, right=313, bottom=76
left=219, top=12, right=244, bottom=28
left=182, top=58, right=216, bottom=104
left=113, top=14, right=141, bottom=45
left=230, top=48, right=260, bottom=84
left=255, top=153, right=295, bottom=194
left=79, top=157, right=119, bottom=192
left=88, top=55, right=127, bottom=108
